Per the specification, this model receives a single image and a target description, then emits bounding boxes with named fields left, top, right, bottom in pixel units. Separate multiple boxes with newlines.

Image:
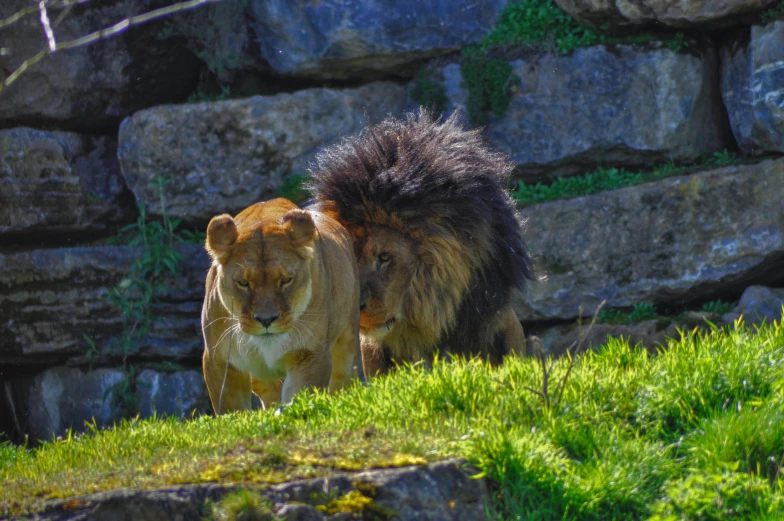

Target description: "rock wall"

left=1, top=0, right=783, bottom=444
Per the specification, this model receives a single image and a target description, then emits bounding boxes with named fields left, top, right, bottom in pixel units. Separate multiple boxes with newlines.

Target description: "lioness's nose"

left=255, top=315, right=279, bottom=328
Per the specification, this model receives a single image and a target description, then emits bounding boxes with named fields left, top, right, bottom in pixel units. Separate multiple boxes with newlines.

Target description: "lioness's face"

left=206, top=207, right=317, bottom=338
left=355, top=227, right=418, bottom=340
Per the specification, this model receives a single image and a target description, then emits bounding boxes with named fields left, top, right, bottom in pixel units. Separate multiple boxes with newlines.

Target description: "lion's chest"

left=230, top=332, right=292, bottom=380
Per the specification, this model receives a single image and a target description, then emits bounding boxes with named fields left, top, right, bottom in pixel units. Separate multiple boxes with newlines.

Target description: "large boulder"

left=0, top=244, right=209, bottom=364
left=437, top=43, right=729, bottom=180
left=0, top=128, right=132, bottom=239
left=118, top=82, right=407, bottom=224
left=0, top=0, right=200, bottom=132
left=17, top=459, right=488, bottom=521
left=554, top=0, right=777, bottom=30
left=515, top=159, right=784, bottom=322
left=722, top=285, right=784, bottom=325
left=4, top=366, right=210, bottom=441
left=250, top=0, right=511, bottom=80
left=720, top=21, right=784, bottom=155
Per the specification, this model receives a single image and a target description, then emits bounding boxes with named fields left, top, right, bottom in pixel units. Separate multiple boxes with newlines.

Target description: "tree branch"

left=1, top=0, right=225, bottom=95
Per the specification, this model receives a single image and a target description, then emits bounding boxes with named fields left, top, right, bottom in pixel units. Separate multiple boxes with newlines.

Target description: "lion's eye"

left=378, top=253, right=391, bottom=263
left=237, top=279, right=250, bottom=289
left=280, top=276, right=293, bottom=287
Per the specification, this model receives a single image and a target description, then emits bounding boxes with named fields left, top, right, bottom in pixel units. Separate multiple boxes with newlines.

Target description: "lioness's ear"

left=282, top=209, right=316, bottom=248
left=206, top=214, right=238, bottom=264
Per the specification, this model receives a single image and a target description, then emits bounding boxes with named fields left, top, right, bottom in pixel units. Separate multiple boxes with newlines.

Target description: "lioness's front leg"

left=502, top=305, right=526, bottom=357
left=203, top=350, right=252, bottom=413
left=251, top=378, right=283, bottom=409
left=280, top=350, right=331, bottom=403
left=329, top=322, right=359, bottom=392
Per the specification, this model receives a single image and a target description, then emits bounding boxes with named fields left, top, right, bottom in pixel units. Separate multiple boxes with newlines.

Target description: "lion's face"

left=354, top=226, right=419, bottom=341
left=206, top=206, right=317, bottom=340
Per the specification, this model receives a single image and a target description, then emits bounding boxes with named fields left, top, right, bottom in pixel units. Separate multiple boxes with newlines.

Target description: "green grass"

left=2, top=318, right=784, bottom=519
left=511, top=151, right=739, bottom=207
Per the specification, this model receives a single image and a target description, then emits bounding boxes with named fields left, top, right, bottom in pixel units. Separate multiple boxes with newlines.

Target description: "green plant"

left=762, top=0, right=784, bottom=21
left=460, top=53, right=518, bottom=125
left=188, top=85, right=232, bottom=104
left=210, top=489, right=279, bottom=521
left=511, top=150, right=745, bottom=207
left=598, top=302, right=660, bottom=324
left=665, top=32, right=688, bottom=53
left=703, top=150, right=738, bottom=167
left=277, top=173, right=310, bottom=205
left=410, top=66, right=448, bottom=115
left=649, top=469, right=784, bottom=520
left=477, top=0, right=605, bottom=55
left=95, top=175, right=197, bottom=416
left=701, top=300, right=736, bottom=315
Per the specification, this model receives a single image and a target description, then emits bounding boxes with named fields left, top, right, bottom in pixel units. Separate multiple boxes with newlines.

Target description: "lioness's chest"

left=230, top=332, right=292, bottom=380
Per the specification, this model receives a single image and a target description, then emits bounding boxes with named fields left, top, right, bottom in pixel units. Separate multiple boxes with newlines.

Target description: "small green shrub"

left=460, top=53, right=518, bottom=125
left=598, top=302, right=660, bottom=324
left=701, top=300, right=736, bottom=315
left=277, top=173, right=310, bottom=205
left=649, top=470, right=784, bottom=521
left=762, top=0, right=784, bottom=21
left=703, top=150, right=739, bottom=167
left=410, top=66, right=448, bottom=115
left=188, top=85, right=232, bottom=104
left=477, top=0, right=605, bottom=55
left=210, top=489, right=278, bottom=521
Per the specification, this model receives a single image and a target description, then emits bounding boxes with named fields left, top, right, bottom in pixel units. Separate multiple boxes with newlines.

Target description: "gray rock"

left=515, top=159, right=784, bottom=322
left=250, top=0, right=510, bottom=79
left=6, top=366, right=127, bottom=442
left=527, top=319, right=680, bottom=356
left=720, top=21, right=784, bottom=155
left=276, top=504, right=325, bottom=521
left=0, top=128, right=131, bottom=238
left=5, top=367, right=209, bottom=441
left=438, top=44, right=729, bottom=179
left=0, top=244, right=209, bottom=362
left=554, top=0, right=777, bottom=30
left=19, top=459, right=487, bottom=521
left=136, top=370, right=211, bottom=419
left=0, top=0, right=200, bottom=131
left=118, top=82, right=407, bottom=224
left=722, top=286, right=784, bottom=325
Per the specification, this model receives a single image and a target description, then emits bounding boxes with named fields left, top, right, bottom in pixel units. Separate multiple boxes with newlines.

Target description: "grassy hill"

left=3, top=315, right=784, bottom=520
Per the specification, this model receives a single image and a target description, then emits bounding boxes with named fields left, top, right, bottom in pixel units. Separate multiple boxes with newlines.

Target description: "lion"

left=309, top=110, right=534, bottom=377
left=201, top=198, right=360, bottom=412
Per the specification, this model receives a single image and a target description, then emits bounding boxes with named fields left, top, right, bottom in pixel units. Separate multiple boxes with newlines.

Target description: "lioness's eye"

left=280, top=276, right=293, bottom=287
left=237, top=279, right=250, bottom=288
left=378, top=253, right=391, bottom=263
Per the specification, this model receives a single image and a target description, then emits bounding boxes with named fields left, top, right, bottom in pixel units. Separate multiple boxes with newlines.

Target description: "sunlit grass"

left=3, top=316, right=784, bottom=520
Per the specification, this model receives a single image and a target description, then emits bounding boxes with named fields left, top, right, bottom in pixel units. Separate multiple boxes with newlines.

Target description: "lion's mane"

left=309, top=110, right=533, bottom=361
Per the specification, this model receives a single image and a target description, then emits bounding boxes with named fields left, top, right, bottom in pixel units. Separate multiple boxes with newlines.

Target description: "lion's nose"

left=255, top=315, right=279, bottom=328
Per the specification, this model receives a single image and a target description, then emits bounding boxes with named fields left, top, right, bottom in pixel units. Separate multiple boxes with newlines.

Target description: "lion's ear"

left=282, top=209, right=316, bottom=248
left=206, top=214, right=238, bottom=264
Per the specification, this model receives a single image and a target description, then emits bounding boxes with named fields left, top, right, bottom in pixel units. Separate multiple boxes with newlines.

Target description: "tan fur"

left=201, top=198, right=360, bottom=412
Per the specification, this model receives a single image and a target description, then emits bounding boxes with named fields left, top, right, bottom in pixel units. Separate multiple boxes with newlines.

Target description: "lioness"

left=201, top=198, right=360, bottom=412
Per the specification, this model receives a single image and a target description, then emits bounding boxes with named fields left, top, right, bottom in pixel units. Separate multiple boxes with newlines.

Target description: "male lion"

left=309, top=111, right=534, bottom=377
left=201, top=198, right=360, bottom=412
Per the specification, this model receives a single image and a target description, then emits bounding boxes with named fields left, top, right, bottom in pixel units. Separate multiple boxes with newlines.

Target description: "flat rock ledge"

left=15, top=459, right=489, bottom=521
left=515, top=158, right=784, bottom=322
